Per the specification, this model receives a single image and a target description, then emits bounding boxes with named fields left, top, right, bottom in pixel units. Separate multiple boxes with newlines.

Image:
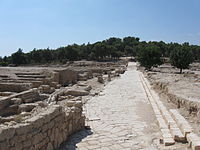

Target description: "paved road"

left=60, top=62, right=160, bottom=150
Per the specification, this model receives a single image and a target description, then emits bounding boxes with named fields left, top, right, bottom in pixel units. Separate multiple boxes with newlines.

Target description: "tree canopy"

left=0, top=36, right=199, bottom=67
left=137, top=45, right=163, bottom=70
left=170, top=44, right=194, bottom=73
left=11, top=49, right=27, bottom=65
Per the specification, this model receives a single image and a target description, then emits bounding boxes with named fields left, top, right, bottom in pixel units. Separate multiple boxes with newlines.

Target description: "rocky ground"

left=143, top=63, right=200, bottom=137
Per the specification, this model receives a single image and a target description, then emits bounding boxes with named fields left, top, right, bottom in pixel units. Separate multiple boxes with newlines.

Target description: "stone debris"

left=11, top=98, right=22, bottom=105
left=38, top=85, right=55, bottom=94
left=107, top=73, right=111, bottom=81
left=97, top=76, right=104, bottom=84
left=0, top=60, right=130, bottom=150
left=83, top=85, right=92, bottom=92
left=64, top=89, right=89, bottom=96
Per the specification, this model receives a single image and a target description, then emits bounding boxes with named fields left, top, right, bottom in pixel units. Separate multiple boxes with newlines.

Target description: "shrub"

left=0, top=62, right=8, bottom=66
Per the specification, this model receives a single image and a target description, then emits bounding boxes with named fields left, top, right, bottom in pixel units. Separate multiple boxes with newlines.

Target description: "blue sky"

left=0, top=0, right=200, bottom=57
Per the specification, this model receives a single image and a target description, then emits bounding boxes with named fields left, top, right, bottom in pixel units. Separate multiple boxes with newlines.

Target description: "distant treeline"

left=0, top=36, right=200, bottom=66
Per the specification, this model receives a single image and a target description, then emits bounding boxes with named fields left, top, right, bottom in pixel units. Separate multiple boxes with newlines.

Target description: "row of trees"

left=0, top=37, right=140, bottom=65
left=137, top=43, right=194, bottom=73
left=0, top=36, right=200, bottom=73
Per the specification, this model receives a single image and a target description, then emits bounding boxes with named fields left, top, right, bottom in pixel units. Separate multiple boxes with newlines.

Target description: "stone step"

left=17, top=75, right=46, bottom=78
left=140, top=74, right=175, bottom=146
left=141, top=73, right=200, bottom=149
left=170, top=109, right=193, bottom=137
left=161, top=128, right=175, bottom=146
left=170, top=127, right=185, bottom=142
left=187, top=133, right=200, bottom=150
left=156, top=105, right=185, bottom=142
left=141, top=74, right=186, bottom=142
left=15, top=72, right=41, bottom=75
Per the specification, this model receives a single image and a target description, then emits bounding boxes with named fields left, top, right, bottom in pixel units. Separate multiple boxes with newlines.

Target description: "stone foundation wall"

left=153, top=81, right=200, bottom=115
left=55, top=69, right=77, bottom=86
left=0, top=83, right=32, bottom=93
left=0, top=100, right=85, bottom=150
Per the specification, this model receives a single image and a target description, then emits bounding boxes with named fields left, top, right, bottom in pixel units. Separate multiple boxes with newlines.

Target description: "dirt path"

left=59, top=62, right=160, bottom=150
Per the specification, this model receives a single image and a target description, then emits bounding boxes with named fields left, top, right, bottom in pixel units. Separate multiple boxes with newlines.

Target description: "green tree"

left=92, top=42, right=108, bottom=59
left=66, top=45, right=79, bottom=61
left=137, top=45, right=163, bottom=70
left=0, top=56, right=8, bottom=66
left=11, top=48, right=27, bottom=65
left=170, top=45, right=194, bottom=73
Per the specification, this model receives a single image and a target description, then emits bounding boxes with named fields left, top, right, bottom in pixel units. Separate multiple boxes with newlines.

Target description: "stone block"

left=163, top=137, right=175, bottom=146
left=51, top=82, right=59, bottom=88
left=170, top=128, right=185, bottom=142
left=157, top=117, right=168, bottom=129
left=192, top=141, right=200, bottom=150
left=10, top=134, right=26, bottom=145
left=180, top=124, right=193, bottom=137
left=0, top=126, right=15, bottom=141
left=187, top=133, right=200, bottom=148
left=65, top=90, right=89, bottom=96
left=66, top=101, right=76, bottom=107
left=0, top=140, right=10, bottom=150
left=22, top=140, right=32, bottom=148
left=39, top=85, right=55, bottom=94
left=84, top=85, right=92, bottom=92
left=75, top=101, right=82, bottom=108
left=33, top=133, right=43, bottom=145
left=25, top=115, right=44, bottom=128
left=18, top=103, right=38, bottom=113
left=97, top=76, right=104, bottom=84
left=14, top=142, right=23, bottom=150
left=0, top=104, right=19, bottom=117
left=46, top=143, right=53, bottom=150
left=170, top=109, right=193, bottom=137
left=14, top=123, right=32, bottom=135
left=11, top=98, right=22, bottom=105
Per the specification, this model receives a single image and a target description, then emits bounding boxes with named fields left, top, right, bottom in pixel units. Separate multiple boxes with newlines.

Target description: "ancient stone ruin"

left=0, top=60, right=127, bottom=150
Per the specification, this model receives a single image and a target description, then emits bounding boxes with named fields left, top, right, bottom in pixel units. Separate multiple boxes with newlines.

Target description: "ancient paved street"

left=60, top=62, right=160, bottom=150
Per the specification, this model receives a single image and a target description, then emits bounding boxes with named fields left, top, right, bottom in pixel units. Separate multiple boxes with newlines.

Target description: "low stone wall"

left=0, top=100, right=85, bottom=150
left=153, top=81, right=200, bottom=115
left=0, top=88, right=40, bottom=114
left=0, top=83, right=32, bottom=93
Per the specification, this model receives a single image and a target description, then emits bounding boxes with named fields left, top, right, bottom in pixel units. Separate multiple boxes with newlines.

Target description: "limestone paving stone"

left=163, top=137, right=175, bottom=146
left=59, top=62, right=161, bottom=150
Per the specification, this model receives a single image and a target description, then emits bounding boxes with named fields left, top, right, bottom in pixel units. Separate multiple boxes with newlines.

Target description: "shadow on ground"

left=58, top=127, right=93, bottom=150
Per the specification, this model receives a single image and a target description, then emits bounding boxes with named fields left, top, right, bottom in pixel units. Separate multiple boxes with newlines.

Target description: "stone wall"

left=55, top=69, right=77, bottom=86
left=0, top=83, right=32, bottom=93
left=153, top=81, right=200, bottom=115
left=0, top=88, right=40, bottom=116
left=0, top=100, right=85, bottom=150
